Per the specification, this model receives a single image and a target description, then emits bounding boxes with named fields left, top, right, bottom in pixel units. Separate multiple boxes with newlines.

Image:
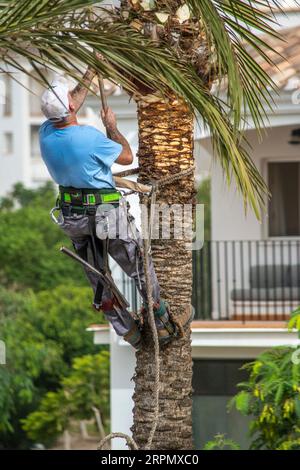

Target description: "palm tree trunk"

left=131, top=96, right=195, bottom=450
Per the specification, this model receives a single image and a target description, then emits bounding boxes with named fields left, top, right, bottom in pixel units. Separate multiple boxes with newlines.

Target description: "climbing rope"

left=97, top=432, right=138, bottom=451
left=113, top=165, right=195, bottom=184
left=97, top=190, right=160, bottom=451
left=141, top=193, right=160, bottom=450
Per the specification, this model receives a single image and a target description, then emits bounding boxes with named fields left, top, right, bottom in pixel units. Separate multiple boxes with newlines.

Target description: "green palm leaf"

left=0, top=1, right=290, bottom=216
left=186, top=1, right=284, bottom=128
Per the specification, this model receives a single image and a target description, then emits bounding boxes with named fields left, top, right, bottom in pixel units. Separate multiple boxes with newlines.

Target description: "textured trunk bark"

left=131, top=96, right=195, bottom=450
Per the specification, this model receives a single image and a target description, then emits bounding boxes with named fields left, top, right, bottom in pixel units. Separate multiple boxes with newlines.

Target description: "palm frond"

left=0, top=0, right=287, bottom=216
left=186, top=0, right=283, bottom=131
left=0, top=0, right=96, bottom=29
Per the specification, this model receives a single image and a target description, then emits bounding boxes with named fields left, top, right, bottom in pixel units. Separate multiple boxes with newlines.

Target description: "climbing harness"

left=59, top=186, right=122, bottom=208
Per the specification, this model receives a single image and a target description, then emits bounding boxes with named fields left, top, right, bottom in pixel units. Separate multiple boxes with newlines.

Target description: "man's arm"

left=70, top=67, right=96, bottom=113
left=101, top=108, right=133, bottom=165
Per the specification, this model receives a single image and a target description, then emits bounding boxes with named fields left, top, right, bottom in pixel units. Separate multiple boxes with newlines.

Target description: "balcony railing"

left=193, top=240, right=300, bottom=321
left=120, top=240, right=300, bottom=322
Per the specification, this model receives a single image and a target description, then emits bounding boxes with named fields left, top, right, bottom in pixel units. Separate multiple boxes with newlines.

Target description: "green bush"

left=230, top=346, right=300, bottom=450
left=0, top=182, right=86, bottom=290
left=203, top=433, right=240, bottom=450
left=0, top=284, right=105, bottom=448
left=22, top=351, right=110, bottom=446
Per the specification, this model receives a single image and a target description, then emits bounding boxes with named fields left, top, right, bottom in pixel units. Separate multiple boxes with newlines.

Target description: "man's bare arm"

left=101, top=108, right=133, bottom=166
left=108, top=127, right=133, bottom=165
left=70, top=67, right=96, bottom=113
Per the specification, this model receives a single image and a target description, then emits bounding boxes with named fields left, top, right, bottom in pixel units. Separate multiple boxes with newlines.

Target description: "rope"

left=141, top=193, right=160, bottom=450
left=97, top=72, right=108, bottom=112
left=97, top=432, right=138, bottom=450
left=147, top=166, right=195, bottom=251
left=113, top=168, right=140, bottom=178
left=97, top=191, right=160, bottom=451
left=137, top=166, right=195, bottom=446
left=113, top=165, right=194, bottom=184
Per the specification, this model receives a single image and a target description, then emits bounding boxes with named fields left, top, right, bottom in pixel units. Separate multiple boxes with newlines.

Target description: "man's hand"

left=101, top=107, right=117, bottom=132
left=70, top=66, right=96, bottom=113
left=87, top=52, right=104, bottom=78
left=86, top=65, right=97, bottom=79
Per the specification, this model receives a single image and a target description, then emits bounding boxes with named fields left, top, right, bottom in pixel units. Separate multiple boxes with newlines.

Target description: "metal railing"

left=120, top=240, right=300, bottom=322
left=193, top=240, right=300, bottom=321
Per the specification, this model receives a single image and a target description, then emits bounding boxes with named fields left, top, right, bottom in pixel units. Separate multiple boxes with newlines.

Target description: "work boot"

left=123, top=322, right=142, bottom=350
left=154, top=301, right=195, bottom=346
left=140, top=299, right=177, bottom=345
left=93, top=302, right=142, bottom=350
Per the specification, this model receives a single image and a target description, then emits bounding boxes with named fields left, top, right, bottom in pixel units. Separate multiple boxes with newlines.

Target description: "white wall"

left=110, top=333, right=135, bottom=450
left=210, top=124, right=300, bottom=242
left=205, top=123, right=300, bottom=318
left=0, top=74, right=31, bottom=196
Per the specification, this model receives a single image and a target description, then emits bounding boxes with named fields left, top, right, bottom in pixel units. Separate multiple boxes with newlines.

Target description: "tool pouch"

left=95, top=204, right=117, bottom=240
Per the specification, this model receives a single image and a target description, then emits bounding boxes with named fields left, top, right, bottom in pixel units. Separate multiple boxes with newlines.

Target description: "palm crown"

left=0, top=0, right=289, bottom=215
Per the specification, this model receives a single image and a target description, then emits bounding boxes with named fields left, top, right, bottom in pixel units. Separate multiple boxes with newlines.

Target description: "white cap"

left=41, top=75, right=70, bottom=122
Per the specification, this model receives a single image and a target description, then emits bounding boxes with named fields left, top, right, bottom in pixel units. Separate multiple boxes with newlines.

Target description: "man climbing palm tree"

left=0, top=0, right=288, bottom=450
left=39, top=71, right=192, bottom=349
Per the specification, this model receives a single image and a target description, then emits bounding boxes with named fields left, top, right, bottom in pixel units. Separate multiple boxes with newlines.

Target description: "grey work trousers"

left=58, top=199, right=161, bottom=337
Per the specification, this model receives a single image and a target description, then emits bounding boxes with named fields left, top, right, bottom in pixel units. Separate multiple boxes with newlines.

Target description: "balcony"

left=120, top=240, right=300, bottom=324
left=193, top=240, right=300, bottom=323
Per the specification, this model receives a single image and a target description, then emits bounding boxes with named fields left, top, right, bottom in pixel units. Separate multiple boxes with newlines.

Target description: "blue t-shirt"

left=39, top=121, right=122, bottom=189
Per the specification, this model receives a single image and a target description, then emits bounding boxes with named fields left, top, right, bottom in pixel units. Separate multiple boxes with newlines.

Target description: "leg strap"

left=87, top=217, right=106, bottom=306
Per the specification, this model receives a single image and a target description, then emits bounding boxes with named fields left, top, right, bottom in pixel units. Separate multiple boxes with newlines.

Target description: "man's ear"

left=69, top=101, right=75, bottom=113
left=68, top=93, right=75, bottom=113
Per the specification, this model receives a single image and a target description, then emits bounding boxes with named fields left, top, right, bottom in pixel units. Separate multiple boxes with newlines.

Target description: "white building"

left=0, top=3, right=300, bottom=450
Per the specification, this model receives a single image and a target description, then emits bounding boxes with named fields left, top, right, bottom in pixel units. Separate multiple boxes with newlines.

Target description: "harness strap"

left=59, top=186, right=121, bottom=206
left=87, top=217, right=107, bottom=305
left=102, top=234, right=109, bottom=274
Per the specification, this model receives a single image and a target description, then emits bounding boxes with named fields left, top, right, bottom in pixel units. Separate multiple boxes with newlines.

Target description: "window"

left=268, top=161, right=300, bottom=237
left=31, top=125, right=40, bottom=158
left=192, top=359, right=252, bottom=450
left=1, top=132, right=13, bottom=155
left=0, top=75, right=12, bottom=116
